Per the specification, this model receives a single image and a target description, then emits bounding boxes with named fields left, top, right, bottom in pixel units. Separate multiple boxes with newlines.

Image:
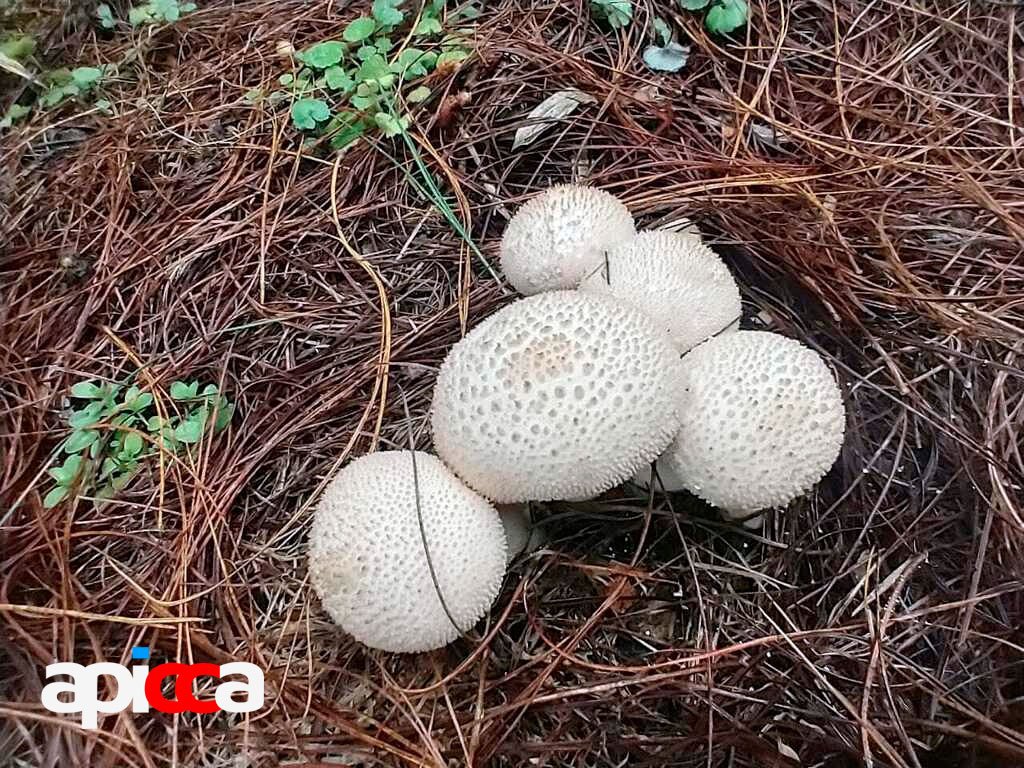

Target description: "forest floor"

left=1, top=1, right=1023, bottom=766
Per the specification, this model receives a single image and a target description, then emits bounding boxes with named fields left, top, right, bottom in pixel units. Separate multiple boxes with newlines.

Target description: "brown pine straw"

left=1, top=0, right=1023, bottom=766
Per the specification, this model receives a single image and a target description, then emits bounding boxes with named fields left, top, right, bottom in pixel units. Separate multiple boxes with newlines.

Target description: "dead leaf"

left=749, top=119, right=790, bottom=149
left=512, top=89, right=597, bottom=150
left=777, top=739, right=800, bottom=763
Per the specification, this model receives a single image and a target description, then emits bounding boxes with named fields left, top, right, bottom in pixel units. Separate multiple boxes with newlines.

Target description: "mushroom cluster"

left=309, top=183, right=845, bottom=653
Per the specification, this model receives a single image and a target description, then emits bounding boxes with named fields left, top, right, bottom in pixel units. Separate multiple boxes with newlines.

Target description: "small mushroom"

left=500, top=184, right=635, bottom=295
left=496, top=504, right=545, bottom=562
left=657, top=330, right=845, bottom=519
left=431, top=291, right=682, bottom=503
left=308, top=451, right=507, bottom=653
left=579, top=230, right=741, bottom=353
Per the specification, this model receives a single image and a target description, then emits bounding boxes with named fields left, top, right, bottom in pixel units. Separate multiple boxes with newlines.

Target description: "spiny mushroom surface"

left=499, top=184, right=635, bottom=295
left=432, top=291, right=682, bottom=503
left=308, top=451, right=507, bottom=653
left=579, top=230, right=741, bottom=353
left=659, top=330, right=845, bottom=517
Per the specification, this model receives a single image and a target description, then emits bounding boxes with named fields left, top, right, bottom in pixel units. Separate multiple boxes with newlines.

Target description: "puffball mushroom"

left=496, top=504, right=545, bottom=562
left=499, top=184, right=635, bottom=295
left=308, top=451, right=507, bottom=653
left=579, top=230, right=742, bottom=353
left=432, top=291, right=682, bottom=503
left=657, top=330, right=845, bottom=518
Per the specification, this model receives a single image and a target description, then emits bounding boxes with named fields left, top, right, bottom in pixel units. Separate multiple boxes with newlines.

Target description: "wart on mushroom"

left=308, top=451, right=507, bottom=653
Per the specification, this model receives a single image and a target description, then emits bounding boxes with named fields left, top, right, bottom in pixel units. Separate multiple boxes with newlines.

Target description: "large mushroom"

left=500, top=184, right=635, bottom=295
left=308, top=451, right=507, bottom=653
left=431, top=291, right=682, bottom=503
left=654, top=330, right=845, bottom=520
left=579, top=230, right=742, bottom=353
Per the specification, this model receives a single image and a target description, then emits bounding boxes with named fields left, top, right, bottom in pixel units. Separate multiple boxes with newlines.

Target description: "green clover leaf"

left=97, top=4, right=116, bottom=28
left=71, top=66, right=103, bottom=90
left=356, top=53, right=391, bottom=83
left=291, top=98, right=332, bottom=130
left=65, top=430, right=99, bottom=454
left=653, top=17, right=672, bottom=45
left=407, top=85, right=431, bottom=103
left=642, top=42, right=690, bottom=73
left=71, top=381, right=104, bottom=399
left=391, top=48, right=435, bottom=78
left=44, top=486, right=69, bottom=508
left=371, top=0, right=404, bottom=26
left=302, top=41, right=345, bottom=69
left=0, top=103, right=31, bottom=129
left=705, top=0, right=748, bottom=34
left=169, top=380, right=199, bottom=400
left=373, top=112, right=409, bottom=137
left=68, top=401, right=105, bottom=429
left=122, top=431, right=144, bottom=456
left=436, top=49, right=469, bottom=68
left=414, top=15, right=443, bottom=36
left=175, top=419, right=203, bottom=444
left=343, top=16, right=377, bottom=43
left=325, top=66, right=355, bottom=92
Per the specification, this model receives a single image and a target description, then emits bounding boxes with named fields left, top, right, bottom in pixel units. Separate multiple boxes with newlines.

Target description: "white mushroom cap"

left=660, top=330, right=845, bottom=516
left=431, top=291, right=682, bottom=503
left=308, top=451, right=507, bottom=653
left=496, top=504, right=545, bottom=562
left=500, top=184, right=635, bottom=295
left=579, top=230, right=741, bottom=353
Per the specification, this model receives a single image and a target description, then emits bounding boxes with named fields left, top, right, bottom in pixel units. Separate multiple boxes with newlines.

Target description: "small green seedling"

left=679, top=0, right=749, bottom=35
left=0, top=103, right=31, bottom=129
left=0, top=0, right=201, bottom=132
left=653, top=17, right=672, bottom=46
left=0, top=58, right=109, bottom=130
left=45, top=377, right=235, bottom=508
left=38, top=66, right=105, bottom=107
left=97, top=0, right=196, bottom=28
left=643, top=16, right=689, bottom=73
left=128, top=0, right=198, bottom=27
left=96, top=3, right=116, bottom=29
left=0, top=34, right=36, bottom=61
left=590, top=0, right=632, bottom=30
left=267, top=0, right=475, bottom=149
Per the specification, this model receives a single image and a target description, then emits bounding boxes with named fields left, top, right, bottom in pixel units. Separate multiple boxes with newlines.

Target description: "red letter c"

left=176, top=663, right=220, bottom=714
left=145, top=663, right=188, bottom=713
left=145, top=662, right=222, bottom=714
